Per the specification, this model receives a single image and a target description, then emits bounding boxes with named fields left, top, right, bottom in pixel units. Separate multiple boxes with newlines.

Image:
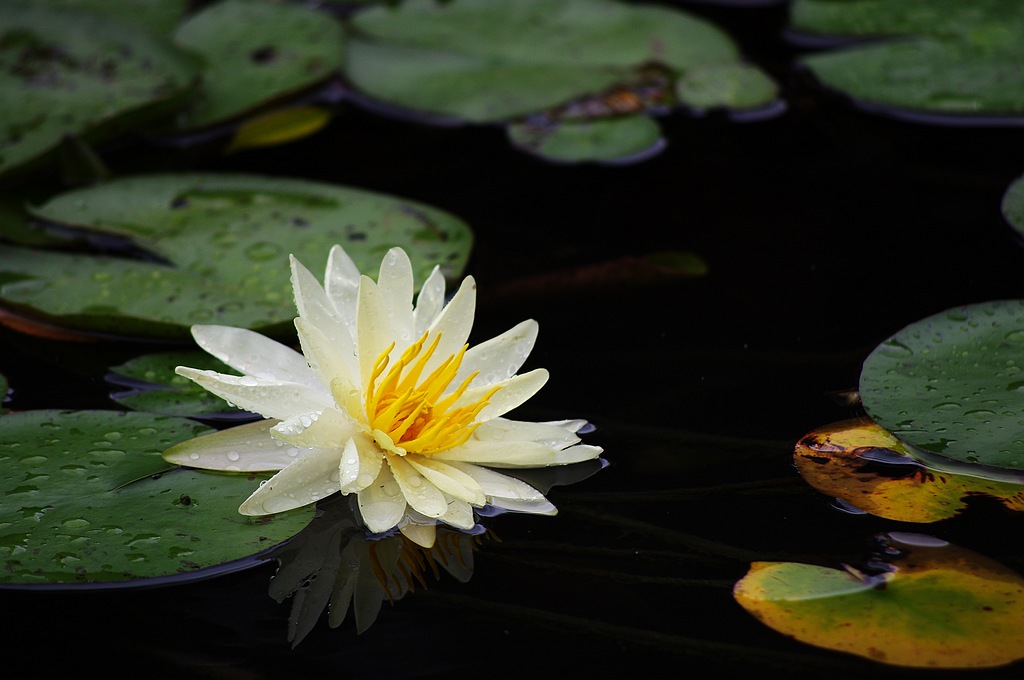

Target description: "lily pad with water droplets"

left=794, top=418, right=1024, bottom=522
left=0, top=409, right=314, bottom=587
left=859, top=300, right=1024, bottom=471
left=734, top=533, right=1024, bottom=668
left=790, top=0, right=1024, bottom=120
left=343, top=0, right=778, bottom=162
left=0, top=173, right=472, bottom=340
left=173, top=0, right=345, bottom=130
left=0, top=1, right=200, bottom=180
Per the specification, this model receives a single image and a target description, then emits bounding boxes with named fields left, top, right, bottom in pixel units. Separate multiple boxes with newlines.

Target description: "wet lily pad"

left=859, top=300, right=1024, bottom=471
left=0, top=173, right=473, bottom=340
left=0, top=1, right=200, bottom=179
left=507, top=114, right=664, bottom=164
left=794, top=418, right=1024, bottom=522
left=343, top=0, right=778, bottom=161
left=173, top=0, right=345, bottom=130
left=108, top=350, right=246, bottom=419
left=0, top=409, right=314, bottom=586
left=791, top=0, right=1024, bottom=119
left=734, top=532, right=1024, bottom=668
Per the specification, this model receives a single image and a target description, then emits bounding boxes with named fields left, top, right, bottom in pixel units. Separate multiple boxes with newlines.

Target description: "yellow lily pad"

left=794, top=418, right=1024, bottom=522
left=734, top=533, right=1024, bottom=668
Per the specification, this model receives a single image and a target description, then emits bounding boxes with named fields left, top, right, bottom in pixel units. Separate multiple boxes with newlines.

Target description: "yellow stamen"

left=365, top=331, right=500, bottom=455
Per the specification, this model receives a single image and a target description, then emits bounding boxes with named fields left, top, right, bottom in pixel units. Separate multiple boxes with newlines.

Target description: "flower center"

left=365, top=332, right=500, bottom=455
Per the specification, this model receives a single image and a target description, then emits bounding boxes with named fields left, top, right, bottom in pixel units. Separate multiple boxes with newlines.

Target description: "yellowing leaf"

left=734, top=533, right=1024, bottom=668
left=794, top=418, right=1024, bottom=522
left=225, top=106, right=332, bottom=154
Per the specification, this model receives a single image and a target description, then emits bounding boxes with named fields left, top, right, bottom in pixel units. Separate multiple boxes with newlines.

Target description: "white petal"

left=412, top=265, right=445, bottom=335
left=324, top=244, right=360, bottom=319
left=356, top=276, right=393, bottom=387
left=238, top=446, right=344, bottom=515
left=490, top=497, right=557, bottom=515
left=439, top=495, right=476, bottom=530
left=175, top=367, right=333, bottom=420
left=270, top=407, right=358, bottom=449
left=375, top=247, right=415, bottom=346
left=292, top=254, right=356, bottom=354
left=453, top=368, right=548, bottom=422
left=454, top=319, right=538, bottom=389
left=433, top=440, right=603, bottom=467
left=425, top=276, right=476, bottom=371
left=190, top=325, right=320, bottom=388
left=405, top=455, right=486, bottom=505
left=339, top=433, right=383, bottom=493
left=357, top=463, right=407, bottom=533
left=294, top=316, right=358, bottom=391
left=387, top=453, right=449, bottom=518
left=162, top=419, right=289, bottom=471
left=473, top=417, right=584, bottom=449
left=446, top=462, right=546, bottom=501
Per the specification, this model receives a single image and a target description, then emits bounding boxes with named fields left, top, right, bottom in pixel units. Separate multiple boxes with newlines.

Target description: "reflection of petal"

left=268, top=495, right=488, bottom=643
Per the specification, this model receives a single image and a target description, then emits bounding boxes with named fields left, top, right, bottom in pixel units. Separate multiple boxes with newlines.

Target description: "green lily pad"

left=791, top=0, right=1024, bottom=119
left=0, top=173, right=473, bottom=340
left=173, top=0, right=345, bottom=130
left=0, top=409, right=314, bottom=587
left=343, top=0, right=778, bottom=161
left=0, top=1, right=200, bottom=180
left=31, top=0, right=191, bottom=35
left=108, top=350, right=244, bottom=418
left=507, top=114, right=664, bottom=164
left=734, top=533, right=1024, bottom=668
left=1002, top=172, right=1024, bottom=236
left=859, top=300, right=1024, bottom=470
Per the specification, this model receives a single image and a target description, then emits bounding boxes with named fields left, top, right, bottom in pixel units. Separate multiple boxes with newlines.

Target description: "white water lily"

left=164, top=245, right=602, bottom=547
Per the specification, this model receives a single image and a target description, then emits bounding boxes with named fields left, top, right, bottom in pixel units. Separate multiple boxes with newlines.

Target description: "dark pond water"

left=4, top=2, right=1024, bottom=678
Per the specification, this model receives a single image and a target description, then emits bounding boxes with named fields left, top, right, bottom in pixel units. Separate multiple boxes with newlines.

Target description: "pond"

left=3, top=1, right=1024, bottom=677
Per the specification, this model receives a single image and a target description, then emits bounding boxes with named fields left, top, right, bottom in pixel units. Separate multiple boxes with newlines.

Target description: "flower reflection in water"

left=267, top=494, right=489, bottom=646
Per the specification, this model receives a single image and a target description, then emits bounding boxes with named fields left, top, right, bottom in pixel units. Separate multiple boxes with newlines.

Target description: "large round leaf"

left=734, top=533, right=1024, bottom=668
left=0, top=2, right=200, bottom=179
left=1002, top=172, right=1024, bottom=238
left=343, top=0, right=777, bottom=123
left=0, top=173, right=472, bottom=340
left=860, top=301, right=1024, bottom=471
left=174, top=0, right=345, bottom=129
left=859, top=300, right=1024, bottom=470
left=0, top=409, right=314, bottom=587
left=791, top=0, right=1024, bottom=119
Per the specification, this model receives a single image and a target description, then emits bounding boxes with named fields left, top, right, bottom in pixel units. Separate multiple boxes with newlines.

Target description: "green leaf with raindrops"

left=0, top=173, right=473, bottom=341
left=342, top=0, right=778, bottom=161
left=790, top=0, right=1024, bottom=118
left=0, top=409, right=314, bottom=586
left=859, top=300, right=1024, bottom=471
left=0, top=1, right=200, bottom=180
left=173, top=0, right=345, bottom=130
left=108, top=350, right=244, bottom=418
